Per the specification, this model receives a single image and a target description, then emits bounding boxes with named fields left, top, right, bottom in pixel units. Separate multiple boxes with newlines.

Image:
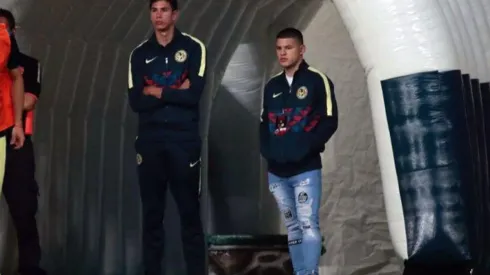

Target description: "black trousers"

left=136, top=141, right=205, bottom=275
left=3, top=136, right=43, bottom=274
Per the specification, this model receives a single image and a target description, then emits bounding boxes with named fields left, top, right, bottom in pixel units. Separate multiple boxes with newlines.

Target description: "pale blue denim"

left=268, top=169, right=322, bottom=275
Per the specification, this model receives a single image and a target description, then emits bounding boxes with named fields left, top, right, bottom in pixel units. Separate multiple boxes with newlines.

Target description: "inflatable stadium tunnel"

left=1, top=0, right=490, bottom=274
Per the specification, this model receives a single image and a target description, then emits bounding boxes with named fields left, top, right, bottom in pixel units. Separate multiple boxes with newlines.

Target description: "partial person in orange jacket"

left=0, top=20, right=25, bottom=189
left=0, top=8, right=46, bottom=275
left=0, top=21, right=24, bottom=147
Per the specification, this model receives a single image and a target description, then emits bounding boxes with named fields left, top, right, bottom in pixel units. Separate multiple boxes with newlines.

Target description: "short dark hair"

left=149, top=0, right=178, bottom=10
left=276, top=27, right=303, bottom=45
left=0, top=8, right=15, bottom=30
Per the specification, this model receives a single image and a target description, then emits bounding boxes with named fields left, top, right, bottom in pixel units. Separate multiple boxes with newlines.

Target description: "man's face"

left=150, top=0, right=178, bottom=32
left=276, top=37, right=305, bottom=69
left=0, top=17, right=10, bottom=31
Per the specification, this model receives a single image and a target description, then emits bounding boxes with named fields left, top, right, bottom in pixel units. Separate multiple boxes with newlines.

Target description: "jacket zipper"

left=164, top=57, right=169, bottom=88
left=279, top=76, right=295, bottom=161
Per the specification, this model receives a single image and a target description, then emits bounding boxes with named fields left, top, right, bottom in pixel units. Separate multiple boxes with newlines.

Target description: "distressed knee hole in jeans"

left=297, top=199, right=313, bottom=217
left=300, top=220, right=320, bottom=241
left=269, top=182, right=280, bottom=191
left=301, top=220, right=312, bottom=230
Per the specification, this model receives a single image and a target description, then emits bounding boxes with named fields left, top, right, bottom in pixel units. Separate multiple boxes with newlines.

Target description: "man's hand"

left=11, top=125, right=24, bottom=149
left=143, top=86, right=162, bottom=99
left=24, top=93, right=38, bottom=111
left=143, top=79, right=191, bottom=100
left=179, top=79, right=190, bottom=89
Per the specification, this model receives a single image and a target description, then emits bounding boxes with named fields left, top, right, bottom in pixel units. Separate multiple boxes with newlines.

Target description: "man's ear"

left=300, top=44, right=306, bottom=55
left=172, top=10, right=179, bottom=21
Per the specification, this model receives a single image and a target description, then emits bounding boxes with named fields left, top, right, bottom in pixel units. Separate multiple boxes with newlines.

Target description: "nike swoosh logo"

left=190, top=159, right=201, bottom=168
left=145, top=57, right=157, bottom=64
left=273, top=93, right=282, bottom=98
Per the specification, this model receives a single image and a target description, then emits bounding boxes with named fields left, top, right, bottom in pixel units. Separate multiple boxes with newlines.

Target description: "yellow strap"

left=308, top=67, right=333, bottom=116
left=0, top=136, right=7, bottom=196
left=182, top=33, right=206, bottom=77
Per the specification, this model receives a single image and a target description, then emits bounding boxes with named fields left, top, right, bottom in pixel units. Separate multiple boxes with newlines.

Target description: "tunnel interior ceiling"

left=7, top=0, right=489, bottom=274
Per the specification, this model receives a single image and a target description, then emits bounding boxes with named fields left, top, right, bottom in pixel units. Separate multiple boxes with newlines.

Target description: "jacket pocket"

left=282, top=132, right=313, bottom=163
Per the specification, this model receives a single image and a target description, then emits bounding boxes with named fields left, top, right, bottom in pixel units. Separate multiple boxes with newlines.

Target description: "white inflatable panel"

left=334, top=0, right=459, bottom=259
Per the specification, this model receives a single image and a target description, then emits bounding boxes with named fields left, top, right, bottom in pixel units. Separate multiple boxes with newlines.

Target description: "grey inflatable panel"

left=0, top=1, right=402, bottom=274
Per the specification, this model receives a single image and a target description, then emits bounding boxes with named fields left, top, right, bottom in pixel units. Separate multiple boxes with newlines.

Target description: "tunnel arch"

left=1, top=0, right=488, bottom=274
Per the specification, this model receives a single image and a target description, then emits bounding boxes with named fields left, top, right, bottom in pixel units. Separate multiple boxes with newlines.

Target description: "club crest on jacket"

left=175, top=49, right=187, bottom=63
left=296, top=86, right=308, bottom=99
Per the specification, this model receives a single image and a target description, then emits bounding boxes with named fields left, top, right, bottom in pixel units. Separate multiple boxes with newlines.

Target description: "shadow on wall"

left=0, top=0, right=323, bottom=274
left=208, top=84, right=274, bottom=234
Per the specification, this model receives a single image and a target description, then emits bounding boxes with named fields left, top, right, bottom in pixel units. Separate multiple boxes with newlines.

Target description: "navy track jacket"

left=128, top=29, right=207, bottom=144
left=260, top=60, right=338, bottom=177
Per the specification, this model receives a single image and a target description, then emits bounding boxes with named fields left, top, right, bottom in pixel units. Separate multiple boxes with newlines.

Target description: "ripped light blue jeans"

left=268, top=169, right=322, bottom=275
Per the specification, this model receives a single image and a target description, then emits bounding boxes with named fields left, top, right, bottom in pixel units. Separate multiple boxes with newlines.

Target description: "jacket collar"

left=149, top=27, right=183, bottom=48
left=297, top=59, right=309, bottom=72
left=279, top=59, right=309, bottom=83
left=281, top=59, right=309, bottom=76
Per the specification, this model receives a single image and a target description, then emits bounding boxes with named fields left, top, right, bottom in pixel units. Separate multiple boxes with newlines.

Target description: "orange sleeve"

left=0, top=23, right=11, bottom=69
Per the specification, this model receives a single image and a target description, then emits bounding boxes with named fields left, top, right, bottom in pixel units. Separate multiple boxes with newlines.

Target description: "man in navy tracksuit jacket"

left=127, top=1, right=207, bottom=274
left=260, top=28, right=338, bottom=275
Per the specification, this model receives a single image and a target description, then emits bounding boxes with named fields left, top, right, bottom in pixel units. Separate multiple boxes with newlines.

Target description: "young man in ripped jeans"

left=260, top=27, right=338, bottom=275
